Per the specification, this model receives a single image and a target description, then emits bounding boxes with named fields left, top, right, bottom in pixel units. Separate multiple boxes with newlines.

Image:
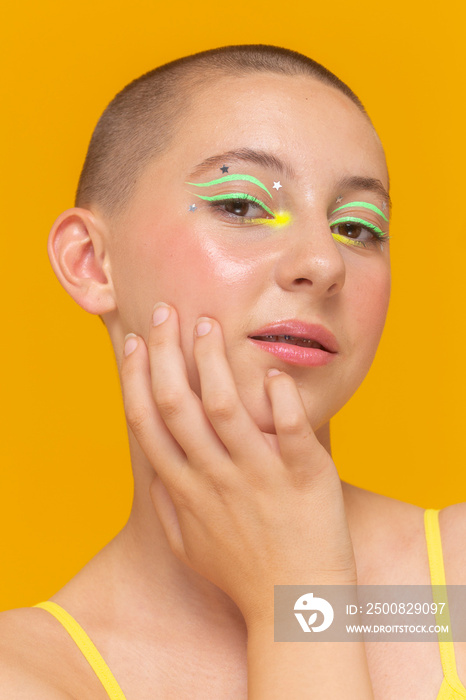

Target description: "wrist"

left=243, top=573, right=359, bottom=635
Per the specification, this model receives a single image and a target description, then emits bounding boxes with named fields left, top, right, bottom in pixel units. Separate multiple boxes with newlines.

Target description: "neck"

left=98, top=421, right=353, bottom=634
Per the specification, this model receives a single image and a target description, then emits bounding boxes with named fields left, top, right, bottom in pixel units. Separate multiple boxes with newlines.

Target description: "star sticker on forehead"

left=188, top=204, right=197, bottom=212
left=273, top=181, right=282, bottom=190
left=220, top=165, right=229, bottom=173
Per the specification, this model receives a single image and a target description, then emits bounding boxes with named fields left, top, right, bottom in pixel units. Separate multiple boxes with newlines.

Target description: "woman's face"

left=107, top=72, right=391, bottom=434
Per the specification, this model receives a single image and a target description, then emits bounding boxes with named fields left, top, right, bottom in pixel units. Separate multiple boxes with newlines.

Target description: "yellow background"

left=2, top=0, right=464, bottom=611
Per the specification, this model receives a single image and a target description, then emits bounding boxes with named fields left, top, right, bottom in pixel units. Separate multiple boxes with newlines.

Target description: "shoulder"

left=0, top=607, right=76, bottom=699
left=438, top=503, right=466, bottom=694
left=439, top=501, right=466, bottom=584
left=343, top=484, right=466, bottom=585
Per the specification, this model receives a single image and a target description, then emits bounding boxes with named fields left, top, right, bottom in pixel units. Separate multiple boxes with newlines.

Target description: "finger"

left=148, top=303, right=228, bottom=466
left=121, top=332, right=187, bottom=485
left=193, top=317, right=268, bottom=463
left=264, top=370, right=331, bottom=479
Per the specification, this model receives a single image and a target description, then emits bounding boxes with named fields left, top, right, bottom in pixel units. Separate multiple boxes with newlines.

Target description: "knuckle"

left=277, top=410, right=307, bottom=435
left=204, top=391, right=236, bottom=421
left=120, top=355, right=139, bottom=383
left=154, top=387, right=184, bottom=419
left=126, top=403, right=151, bottom=436
left=289, top=463, right=314, bottom=488
left=203, top=470, right=232, bottom=499
left=171, top=474, right=199, bottom=512
left=148, top=327, right=170, bottom=349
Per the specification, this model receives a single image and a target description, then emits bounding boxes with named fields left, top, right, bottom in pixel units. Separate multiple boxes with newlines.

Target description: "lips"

left=247, top=320, right=338, bottom=367
left=248, top=320, right=339, bottom=353
left=249, top=335, right=326, bottom=349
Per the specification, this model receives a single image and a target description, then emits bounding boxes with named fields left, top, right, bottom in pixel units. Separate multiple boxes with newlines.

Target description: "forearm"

left=247, top=622, right=374, bottom=700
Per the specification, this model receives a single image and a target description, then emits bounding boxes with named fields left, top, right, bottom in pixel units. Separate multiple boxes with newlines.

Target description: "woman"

left=1, top=45, right=464, bottom=699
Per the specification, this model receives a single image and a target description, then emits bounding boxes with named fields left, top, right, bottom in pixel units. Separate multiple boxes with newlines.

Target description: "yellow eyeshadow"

left=331, top=232, right=367, bottom=248
left=243, top=211, right=292, bottom=228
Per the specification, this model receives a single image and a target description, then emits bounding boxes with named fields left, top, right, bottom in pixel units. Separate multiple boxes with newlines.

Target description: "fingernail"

left=267, top=368, right=281, bottom=377
left=152, top=302, right=170, bottom=326
left=195, top=318, right=212, bottom=337
left=124, top=333, right=138, bottom=356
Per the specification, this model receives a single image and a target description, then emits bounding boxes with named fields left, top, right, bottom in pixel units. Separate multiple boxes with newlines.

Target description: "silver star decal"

left=188, top=204, right=197, bottom=212
left=336, top=196, right=343, bottom=204
left=273, top=181, right=282, bottom=190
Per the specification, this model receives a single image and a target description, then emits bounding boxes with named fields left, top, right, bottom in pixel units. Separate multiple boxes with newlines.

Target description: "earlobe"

left=47, top=207, right=117, bottom=315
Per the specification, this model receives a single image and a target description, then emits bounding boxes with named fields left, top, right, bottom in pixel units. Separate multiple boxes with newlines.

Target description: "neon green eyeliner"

left=331, top=201, right=388, bottom=222
left=331, top=216, right=386, bottom=237
left=186, top=174, right=272, bottom=198
left=191, top=192, right=275, bottom=218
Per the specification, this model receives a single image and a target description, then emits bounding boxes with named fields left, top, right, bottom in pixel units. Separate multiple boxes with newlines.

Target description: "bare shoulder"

left=439, top=501, right=466, bottom=583
left=346, top=485, right=466, bottom=583
left=0, top=607, right=73, bottom=698
left=438, top=503, right=466, bottom=691
left=0, top=606, right=104, bottom=699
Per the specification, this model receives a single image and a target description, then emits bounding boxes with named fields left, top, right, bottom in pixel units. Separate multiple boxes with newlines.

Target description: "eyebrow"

left=188, top=151, right=391, bottom=208
left=335, top=175, right=391, bottom=210
left=188, top=148, right=296, bottom=180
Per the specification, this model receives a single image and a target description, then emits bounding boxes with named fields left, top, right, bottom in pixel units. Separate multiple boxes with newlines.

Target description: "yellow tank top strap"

left=424, top=509, right=466, bottom=698
left=33, top=600, right=128, bottom=700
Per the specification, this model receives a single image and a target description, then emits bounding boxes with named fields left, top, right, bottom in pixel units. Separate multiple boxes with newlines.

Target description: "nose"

left=274, top=219, right=346, bottom=297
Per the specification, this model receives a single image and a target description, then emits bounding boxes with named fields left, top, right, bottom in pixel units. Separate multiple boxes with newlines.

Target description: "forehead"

left=167, top=72, right=388, bottom=189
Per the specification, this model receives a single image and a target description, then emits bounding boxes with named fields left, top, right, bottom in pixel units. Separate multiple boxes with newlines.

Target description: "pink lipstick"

left=248, top=320, right=338, bottom=367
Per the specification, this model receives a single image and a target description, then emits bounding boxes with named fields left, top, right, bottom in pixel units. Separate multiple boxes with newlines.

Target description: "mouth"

left=247, top=320, right=338, bottom=367
left=249, top=335, right=328, bottom=350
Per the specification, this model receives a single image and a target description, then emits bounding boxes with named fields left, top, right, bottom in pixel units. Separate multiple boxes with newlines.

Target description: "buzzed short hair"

left=76, top=44, right=367, bottom=217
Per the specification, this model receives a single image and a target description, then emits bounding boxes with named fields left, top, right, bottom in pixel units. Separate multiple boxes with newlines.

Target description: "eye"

left=331, top=222, right=375, bottom=242
left=221, top=197, right=271, bottom=219
left=206, top=193, right=275, bottom=221
left=224, top=198, right=256, bottom=217
left=329, top=216, right=387, bottom=248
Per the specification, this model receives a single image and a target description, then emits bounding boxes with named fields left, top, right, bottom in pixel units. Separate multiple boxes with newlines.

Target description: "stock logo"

left=294, top=592, right=334, bottom=633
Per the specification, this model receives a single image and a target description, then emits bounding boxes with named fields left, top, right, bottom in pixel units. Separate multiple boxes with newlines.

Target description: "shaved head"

left=75, top=44, right=368, bottom=218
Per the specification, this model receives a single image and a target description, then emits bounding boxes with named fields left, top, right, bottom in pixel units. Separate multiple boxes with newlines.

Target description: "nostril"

left=295, top=278, right=313, bottom=285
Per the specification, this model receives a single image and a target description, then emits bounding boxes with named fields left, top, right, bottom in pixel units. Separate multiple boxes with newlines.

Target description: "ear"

left=47, top=208, right=117, bottom=315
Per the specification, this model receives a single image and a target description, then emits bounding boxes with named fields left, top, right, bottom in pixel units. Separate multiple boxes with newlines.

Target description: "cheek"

left=116, top=220, right=268, bottom=349
left=147, top=225, right=269, bottom=396
left=142, top=223, right=270, bottom=324
left=349, top=263, right=391, bottom=355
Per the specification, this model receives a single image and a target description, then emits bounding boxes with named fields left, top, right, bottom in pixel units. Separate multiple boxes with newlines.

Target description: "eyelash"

left=206, top=193, right=274, bottom=221
left=329, top=217, right=390, bottom=249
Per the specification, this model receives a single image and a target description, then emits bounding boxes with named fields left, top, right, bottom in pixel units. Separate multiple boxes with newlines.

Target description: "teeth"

left=253, top=335, right=325, bottom=350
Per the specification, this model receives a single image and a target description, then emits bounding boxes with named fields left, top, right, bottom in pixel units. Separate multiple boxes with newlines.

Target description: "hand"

left=121, top=302, right=357, bottom=627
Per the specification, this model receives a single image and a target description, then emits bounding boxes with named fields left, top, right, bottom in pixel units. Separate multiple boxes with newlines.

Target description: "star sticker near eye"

left=273, top=181, right=282, bottom=190
left=220, top=165, right=229, bottom=173
left=188, top=204, right=197, bottom=212
left=336, top=196, right=343, bottom=203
